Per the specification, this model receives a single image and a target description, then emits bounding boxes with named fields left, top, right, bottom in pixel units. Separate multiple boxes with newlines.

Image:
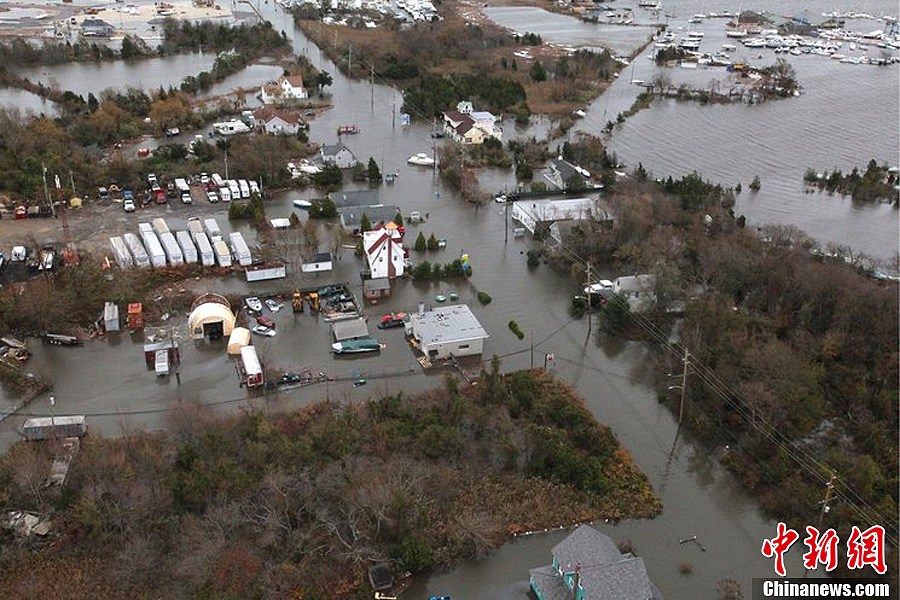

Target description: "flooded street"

left=0, top=0, right=896, bottom=596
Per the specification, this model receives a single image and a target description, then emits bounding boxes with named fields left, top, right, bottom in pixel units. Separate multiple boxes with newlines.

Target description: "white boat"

left=245, top=296, right=263, bottom=312
left=573, top=109, right=587, bottom=118
left=721, top=43, right=737, bottom=51
left=725, top=28, right=748, bottom=38
left=293, top=199, right=312, bottom=209
left=408, top=153, right=435, bottom=166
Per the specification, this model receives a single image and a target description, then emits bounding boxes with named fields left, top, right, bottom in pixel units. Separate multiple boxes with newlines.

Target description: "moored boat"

left=331, top=337, right=383, bottom=354
left=407, top=153, right=435, bottom=166
left=338, top=125, right=360, bottom=135
left=293, top=199, right=312, bottom=209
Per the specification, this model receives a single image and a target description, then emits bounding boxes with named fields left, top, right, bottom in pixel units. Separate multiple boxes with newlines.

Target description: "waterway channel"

left=0, top=1, right=893, bottom=596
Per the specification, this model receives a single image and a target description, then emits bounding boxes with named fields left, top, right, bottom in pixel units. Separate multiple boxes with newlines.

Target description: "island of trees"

left=0, top=369, right=659, bottom=598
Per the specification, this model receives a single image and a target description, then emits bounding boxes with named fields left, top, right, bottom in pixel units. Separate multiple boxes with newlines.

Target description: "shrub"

left=414, top=232, right=426, bottom=252
left=526, top=250, right=540, bottom=267
left=508, top=320, right=524, bottom=339
left=477, top=291, right=492, bottom=305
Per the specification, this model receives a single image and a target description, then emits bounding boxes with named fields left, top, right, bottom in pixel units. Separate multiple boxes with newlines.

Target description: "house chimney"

left=572, top=562, right=581, bottom=600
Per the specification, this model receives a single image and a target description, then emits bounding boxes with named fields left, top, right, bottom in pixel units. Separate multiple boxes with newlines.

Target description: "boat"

left=725, top=28, right=748, bottom=38
left=572, top=109, right=587, bottom=118
left=292, top=199, right=312, bottom=209
left=265, top=299, right=283, bottom=312
left=338, top=125, right=360, bottom=135
left=377, top=312, right=407, bottom=329
left=44, top=333, right=82, bottom=346
left=435, top=294, right=447, bottom=303
left=245, top=296, right=263, bottom=312
left=721, top=43, right=737, bottom=51
left=331, top=337, right=383, bottom=354
left=408, top=153, right=435, bottom=166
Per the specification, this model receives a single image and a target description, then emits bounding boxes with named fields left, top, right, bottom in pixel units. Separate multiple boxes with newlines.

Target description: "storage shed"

left=227, top=327, right=251, bottom=356
left=188, top=293, right=235, bottom=340
left=331, top=317, right=369, bottom=342
left=103, top=302, right=120, bottom=332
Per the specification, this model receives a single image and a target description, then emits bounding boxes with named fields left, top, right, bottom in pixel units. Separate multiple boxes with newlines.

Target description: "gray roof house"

left=328, top=189, right=380, bottom=208
left=530, top=525, right=664, bottom=600
left=81, top=18, right=115, bottom=37
left=320, top=141, right=358, bottom=169
left=545, top=157, right=592, bottom=190
left=338, top=204, right=401, bottom=234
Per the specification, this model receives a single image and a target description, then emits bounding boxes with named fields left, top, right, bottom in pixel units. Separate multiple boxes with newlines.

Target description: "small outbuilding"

left=407, top=304, right=488, bottom=359
left=103, top=302, right=120, bottom=332
left=188, top=293, right=236, bottom=341
left=227, top=327, right=251, bottom=356
left=331, top=317, right=370, bottom=342
left=363, top=277, right=391, bottom=301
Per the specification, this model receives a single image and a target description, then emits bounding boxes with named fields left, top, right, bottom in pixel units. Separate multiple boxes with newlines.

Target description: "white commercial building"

left=406, top=304, right=488, bottom=359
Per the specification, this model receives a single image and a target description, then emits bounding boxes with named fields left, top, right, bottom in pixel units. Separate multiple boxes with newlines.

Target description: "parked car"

left=252, top=325, right=276, bottom=337
left=147, top=173, right=158, bottom=186
left=206, top=190, right=219, bottom=203
left=165, top=127, right=180, bottom=137
left=200, top=173, right=210, bottom=186
left=123, top=198, right=136, bottom=212
left=256, top=315, right=275, bottom=329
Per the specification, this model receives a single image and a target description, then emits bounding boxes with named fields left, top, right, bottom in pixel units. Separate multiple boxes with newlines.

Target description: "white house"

left=442, top=100, right=502, bottom=145
left=511, top=197, right=607, bottom=244
left=613, top=274, right=657, bottom=313
left=259, top=74, right=309, bottom=105
left=253, top=107, right=304, bottom=135
left=301, top=251, right=333, bottom=273
left=320, top=142, right=358, bottom=168
left=363, top=226, right=405, bottom=279
left=406, top=304, right=489, bottom=359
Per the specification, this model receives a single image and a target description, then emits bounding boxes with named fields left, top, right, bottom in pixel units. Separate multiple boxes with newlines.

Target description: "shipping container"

left=229, top=231, right=252, bottom=266
left=123, top=233, right=150, bottom=268
left=192, top=231, right=215, bottom=267
left=109, top=236, right=133, bottom=269
left=175, top=230, right=198, bottom=264
left=245, top=262, right=287, bottom=282
left=159, top=231, right=183, bottom=265
left=213, top=239, right=232, bottom=267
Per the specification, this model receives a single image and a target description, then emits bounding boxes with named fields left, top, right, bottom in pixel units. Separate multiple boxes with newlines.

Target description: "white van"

left=219, top=187, right=232, bottom=202
left=238, top=179, right=250, bottom=199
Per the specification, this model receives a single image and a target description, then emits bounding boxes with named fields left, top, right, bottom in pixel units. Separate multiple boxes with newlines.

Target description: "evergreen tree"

left=360, top=213, right=372, bottom=232
left=367, top=157, right=382, bottom=183
left=414, top=232, right=426, bottom=252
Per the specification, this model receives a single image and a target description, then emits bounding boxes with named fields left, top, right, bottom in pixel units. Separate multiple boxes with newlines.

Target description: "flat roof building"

left=407, top=304, right=488, bottom=359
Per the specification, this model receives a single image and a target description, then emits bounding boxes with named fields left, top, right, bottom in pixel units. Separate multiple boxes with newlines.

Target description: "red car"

left=256, top=315, right=275, bottom=329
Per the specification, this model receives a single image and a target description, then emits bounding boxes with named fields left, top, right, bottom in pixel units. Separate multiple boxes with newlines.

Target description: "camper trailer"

left=204, top=218, right=222, bottom=242
left=213, top=240, right=232, bottom=267
left=139, top=229, right=167, bottom=268
left=192, top=231, right=215, bottom=267
left=175, top=230, right=198, bottom=264
left=109, top=236, right=133, bottom=269
left=229, top=232, right=252, bottom=267
left=158, top=232, right=184, bottom=265
left=123, top=233, right=150, bottom=268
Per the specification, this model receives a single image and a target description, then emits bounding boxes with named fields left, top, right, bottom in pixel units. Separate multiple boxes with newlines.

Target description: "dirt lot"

left=0, top=186, right=233, bottom=259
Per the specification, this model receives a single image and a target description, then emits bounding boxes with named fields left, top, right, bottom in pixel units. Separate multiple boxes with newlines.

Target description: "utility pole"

left=41, top=163, right=54, bottom=218
left=370, top=63, right=375, bottom=108
left=585, top=263, right=592, bottom=341
left=348, top=43, right=352, bottom=79
left=530, top=329, right=534, bottom=369
left=504, top=201, right=509, bottom=243
left=816, top=474, right=836, bottom=531
left=678, top=347, right=690, bottom=425
left=224, top=149, right=229, bottom=181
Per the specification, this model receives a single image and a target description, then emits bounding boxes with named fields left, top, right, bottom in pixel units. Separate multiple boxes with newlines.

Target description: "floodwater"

left=0, top=88, right=57, bottom=117
left=0, top=1, right=894, bottom=597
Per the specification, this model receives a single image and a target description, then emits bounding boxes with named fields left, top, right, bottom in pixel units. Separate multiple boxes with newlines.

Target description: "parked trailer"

left=213, top=239, right=232, bottom=267
left=229, top=231, right=252, bottom=266
left=123, top=233, right=150, bottom=268
left=238, top=179, right=250, bottom=199
left=187, top=217, right=204, bottom=236
left=21, top=415, right=87, bottom=441
left=192, top=231, right=215, bottom=267
left=245, top=262, right=286, bottom=282
left=108, top=236, right=133, bottom=269
left=159, top=231, right=183, bottom=265
left=138, top=222, right=153, bottom=236
left=140, top=230, right=167, bottom=268
left=174, top=178, right=190, bottom=194
left=211, top=173, right=226, bottom=188
left=204, top=218, right=222, bottom=242
left=175, top=230, right=198, bottom=263
left=228, top=180, right=241, bottom=200
left=239, top=345, right=263, bottom=387
left=152, top=217, right=169, bottom=236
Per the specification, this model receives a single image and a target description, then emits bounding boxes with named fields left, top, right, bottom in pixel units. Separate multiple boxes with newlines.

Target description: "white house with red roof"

left=442, top=100, right=501, bottom=145
left=363, top=224, right=406, bottom=279
left=259, top=74, right=309, bottom=105
left=253, top=107, right=304, bottom=135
